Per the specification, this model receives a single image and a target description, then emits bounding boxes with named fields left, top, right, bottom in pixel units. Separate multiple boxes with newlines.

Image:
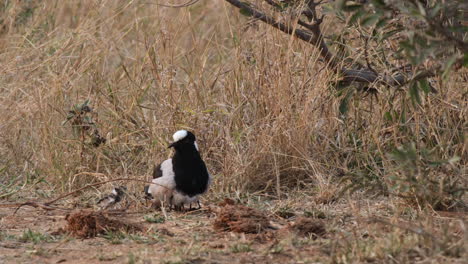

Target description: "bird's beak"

left=168, top=142, right=176, bottom=148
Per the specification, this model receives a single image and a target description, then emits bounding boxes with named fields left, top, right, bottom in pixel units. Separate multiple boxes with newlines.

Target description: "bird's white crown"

left=173, top=130, right=188, bottom=142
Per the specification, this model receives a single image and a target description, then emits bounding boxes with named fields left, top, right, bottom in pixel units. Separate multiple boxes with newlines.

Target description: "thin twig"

left=0, top=178, right=163, bottom=214
left=44, top=178, right=156, bottom=206
left=223, top=0, right=464, bottom=87
left=223, top=0, right=408, bottom=85
left=362, top=33, right=377, bottom=74
left=224, top=0, right=337, bottom=66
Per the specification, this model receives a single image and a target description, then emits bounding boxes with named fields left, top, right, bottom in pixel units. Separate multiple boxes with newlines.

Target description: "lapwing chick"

left=97, top=186, right=127, bottom=210
left=145, top=130, right=211, bottom=211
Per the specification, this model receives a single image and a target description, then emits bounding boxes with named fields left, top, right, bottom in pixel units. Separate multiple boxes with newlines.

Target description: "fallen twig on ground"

left=0, top=178, right=157, bottom=214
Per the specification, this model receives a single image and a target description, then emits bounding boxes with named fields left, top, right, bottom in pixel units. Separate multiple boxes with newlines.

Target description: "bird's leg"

left=168, top=195, right=175, bottom=211
left=180, top=204, right=185, bottom=212
left=197, top=200, right=201, bottom=209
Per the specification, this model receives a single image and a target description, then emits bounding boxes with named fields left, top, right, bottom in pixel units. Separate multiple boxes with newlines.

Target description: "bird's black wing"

left=97, top=195, right=114, bottom=205
left=145, top=163, right=163, bottom=199
left=97, top=186, right=126, bottom=209
left=153, top=163, right=162, bottom=179
left=143, top=185, right=152, bottom=200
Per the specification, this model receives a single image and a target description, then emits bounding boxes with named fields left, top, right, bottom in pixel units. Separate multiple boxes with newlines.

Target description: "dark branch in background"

left=224, top=0, right=336, bottom=66
left=361, top=32, right=377, bottom=75
left=223, top=0, right=409, bottom=86
left=223, top=0, right=464, bottom=87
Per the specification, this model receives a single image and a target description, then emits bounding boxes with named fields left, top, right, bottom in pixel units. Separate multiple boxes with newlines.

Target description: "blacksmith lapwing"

left=145, top=130, right=211, bottom=210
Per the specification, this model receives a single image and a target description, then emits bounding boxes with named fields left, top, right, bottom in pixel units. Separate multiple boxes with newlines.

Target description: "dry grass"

left=0, top=0, right=465, bottom=196
left=0, top=0, right=466, bottom=262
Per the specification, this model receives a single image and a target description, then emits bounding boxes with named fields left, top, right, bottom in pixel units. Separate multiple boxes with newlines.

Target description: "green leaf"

left=463, top=52, right=468, bottom=68
left=239, top=7, right=253, bottom=17
left=399, top=40, right=414, bottom=52
left=416, top=2, right=426, bottom=17
left=442, top=55, right=458, bottom=80
left=409, top=82, right=421, bottom=105
left=417, top=79, right=430, bottom=94
left=370, top=0, right=385, bottom=8
left=399, top=106, right=406, bottom=124
left=390, top=148, right=405, bottom=161
left=144, top=214, right=165, bottom=223
left=381, top=28, right=402, bottom=40
left=428, top=4, right=442, bottom=18
left=448, top=25, right=468, bottom=33
left=334, top=80, right=352, bottom=92
left=375, top=17, right=388, bottom=29
left=384, top=111, right=392, bottom=122
left=406, top=143, right=417, bottom=160
left=448, top=156, right=461, bottom=165
left=361, top=14, right=380, bottom=27
left=335, top=10, right=346, bottom=22
left=339, top=89, right=354, bottom=116
left=336, top=0, right=346, bottom=10
left=349, top=9, right=365, bottom=25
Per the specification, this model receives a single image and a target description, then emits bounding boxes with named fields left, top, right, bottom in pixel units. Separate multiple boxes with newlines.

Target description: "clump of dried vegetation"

left=213, top=198, right=271, bottom=233
left=0, top=0, right=466, bottom=262
left=289, top=216, right=326, bottom=238
left=65, top=209, right=142, bottom=238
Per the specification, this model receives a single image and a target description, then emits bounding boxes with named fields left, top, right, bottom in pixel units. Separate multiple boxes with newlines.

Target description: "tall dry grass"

left=0, top=0, right=466, bottom=206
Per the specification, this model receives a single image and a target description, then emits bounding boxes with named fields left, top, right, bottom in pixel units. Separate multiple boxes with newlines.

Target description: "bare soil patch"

left=1, top=196, right=466, bottom=264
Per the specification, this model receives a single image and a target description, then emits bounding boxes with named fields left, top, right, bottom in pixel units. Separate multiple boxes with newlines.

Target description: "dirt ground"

left=0, top=195, right=466, bottom=264
left=0, top=201, right=315, bottom=264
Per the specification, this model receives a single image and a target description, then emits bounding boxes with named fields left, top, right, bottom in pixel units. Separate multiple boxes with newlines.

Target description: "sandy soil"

left=0, top=196, right=466, bottom=264
left=0, top=202, right=325, bottom=264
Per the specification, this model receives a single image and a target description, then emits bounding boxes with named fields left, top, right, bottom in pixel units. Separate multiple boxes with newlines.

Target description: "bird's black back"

left=172, top=145, right=209, bottom=197
left=153, top=163, right=162, bottom=179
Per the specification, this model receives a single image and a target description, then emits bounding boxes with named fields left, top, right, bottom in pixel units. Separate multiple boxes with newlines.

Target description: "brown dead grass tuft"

left=213, top=203, right=270, bottom=234
left=65, top=210, right=142, bottom=238
left=218, top=198, right=236, bottom=207
left=289, top=217, right=326, bottom=238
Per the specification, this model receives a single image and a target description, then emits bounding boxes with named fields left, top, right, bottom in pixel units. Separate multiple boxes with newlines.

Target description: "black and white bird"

left=97, top=186, right=127, bottom=210
left=145, top=130, right=211, bottom=210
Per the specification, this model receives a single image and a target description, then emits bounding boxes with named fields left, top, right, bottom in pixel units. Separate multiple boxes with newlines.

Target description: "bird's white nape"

left=173, top=130, right=188, bottom=142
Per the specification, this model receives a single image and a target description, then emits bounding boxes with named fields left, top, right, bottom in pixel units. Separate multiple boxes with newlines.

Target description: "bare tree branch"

left=223, top=0, right=413, bottom=86
left=224, top=0, right=337, bottom=66
left=222, top=0, right=467, bottom=88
